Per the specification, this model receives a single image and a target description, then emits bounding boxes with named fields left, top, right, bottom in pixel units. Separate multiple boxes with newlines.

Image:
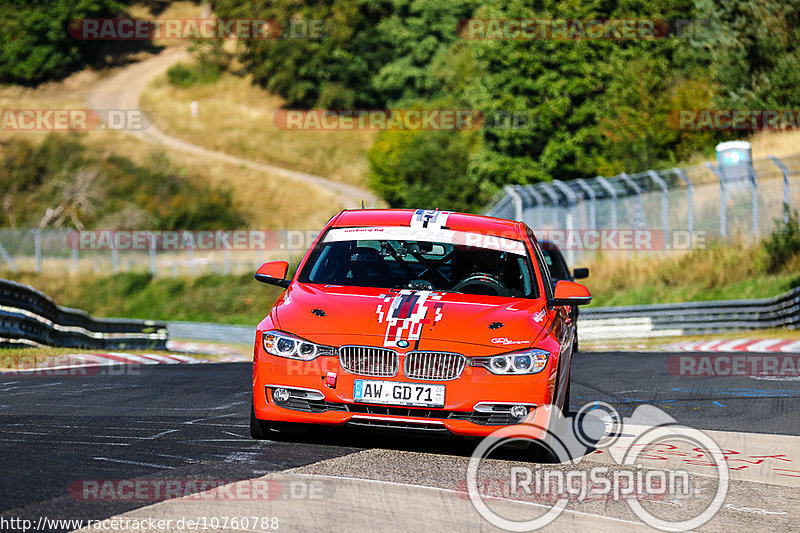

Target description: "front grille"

left=404, top=351, right=466, bottom=380
left=339, top=346, right=398, bottom=377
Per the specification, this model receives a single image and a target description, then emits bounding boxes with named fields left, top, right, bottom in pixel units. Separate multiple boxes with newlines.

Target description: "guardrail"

left=579, top=286, right=800, bottom=340
left=0, top=278, right=168, bottom=349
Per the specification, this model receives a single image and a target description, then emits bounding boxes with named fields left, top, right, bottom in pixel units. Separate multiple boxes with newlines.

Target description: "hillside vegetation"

left=211, top=0, right=800, bottom=211
left=0, top=65, right=341, bottom=230
left=139, top=69, right=374, bottom=187
left=1, top=134, right=242, bottom=230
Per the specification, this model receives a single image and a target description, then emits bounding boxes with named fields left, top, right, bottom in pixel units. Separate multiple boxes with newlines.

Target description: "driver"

left=451, top=248, right=509, bottom=290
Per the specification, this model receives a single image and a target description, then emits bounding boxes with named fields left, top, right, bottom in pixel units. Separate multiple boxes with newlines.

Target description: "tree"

left=0, top=0, right=127, bottom=84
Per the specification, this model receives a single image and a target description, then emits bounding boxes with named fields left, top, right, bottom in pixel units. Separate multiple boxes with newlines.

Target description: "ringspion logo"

left=467, top=403, right=729, bottom=531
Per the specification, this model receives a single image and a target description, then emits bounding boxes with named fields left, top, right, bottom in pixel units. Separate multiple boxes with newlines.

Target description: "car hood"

left=270, top=283, right=552, bottom=350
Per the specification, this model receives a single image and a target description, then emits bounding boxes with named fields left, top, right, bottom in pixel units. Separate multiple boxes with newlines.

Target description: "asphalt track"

left=1, top=351, right=799, bottom=532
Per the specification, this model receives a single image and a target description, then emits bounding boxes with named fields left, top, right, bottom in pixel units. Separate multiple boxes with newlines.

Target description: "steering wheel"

left=452, top=273, right=510, bottom=297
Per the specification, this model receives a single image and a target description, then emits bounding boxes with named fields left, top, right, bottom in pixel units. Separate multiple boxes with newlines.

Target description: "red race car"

left=251, top=209, right=590, bottom=439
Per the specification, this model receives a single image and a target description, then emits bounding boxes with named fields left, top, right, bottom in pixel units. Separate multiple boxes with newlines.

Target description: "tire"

left=528, top=439, right=559, bottom=463
left=554, top=357, right=571, bottom=416
left=250, top=400, right=272, bottom=440
left=250, top=400, right=308, bottom=440
left=572, top=330, right=579, bottom=353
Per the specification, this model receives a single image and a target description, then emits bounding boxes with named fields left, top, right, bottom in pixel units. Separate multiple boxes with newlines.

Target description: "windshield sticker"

left=324, top=227, right=526, bottom=256
left=376, top=290, right=445, bottom=348
left=410, top=209, right=451, bottom=230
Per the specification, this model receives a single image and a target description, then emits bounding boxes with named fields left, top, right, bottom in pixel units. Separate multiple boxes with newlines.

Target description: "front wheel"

left=528, top=438, right=561, bottom=463
left=250, top=400, right=308, bottom=440
left=250, top=400, right=272, bottom=439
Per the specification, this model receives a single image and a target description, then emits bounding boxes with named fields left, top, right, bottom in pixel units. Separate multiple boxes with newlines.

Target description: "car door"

left=524, top=226, right=572, bottom=409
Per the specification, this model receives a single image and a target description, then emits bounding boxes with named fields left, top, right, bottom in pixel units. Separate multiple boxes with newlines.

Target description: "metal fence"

left=0, top=229, right=308, bottom=277
left=2, top=152, right=799, bottom=276
left=486, top=152, right=800, bottom=265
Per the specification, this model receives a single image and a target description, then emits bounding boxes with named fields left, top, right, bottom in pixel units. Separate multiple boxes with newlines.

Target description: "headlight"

left=470, top=349, right=549, bottom=375
left=262, top=331, right=334, bottom=361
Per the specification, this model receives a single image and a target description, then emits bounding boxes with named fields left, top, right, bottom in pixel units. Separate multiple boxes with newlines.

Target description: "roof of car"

left=331, top=209, right=521, bottom=235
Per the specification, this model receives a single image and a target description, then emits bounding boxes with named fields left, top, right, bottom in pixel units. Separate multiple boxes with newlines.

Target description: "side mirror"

left=255, top=261, right=290, bottom=288
left=572, top=267, right=589, bottom=279
left=550, top=280, right=591, bottom=306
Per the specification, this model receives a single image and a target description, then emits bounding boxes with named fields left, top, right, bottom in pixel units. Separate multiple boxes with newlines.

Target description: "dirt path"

left=87, top=47, right=378, bottom=209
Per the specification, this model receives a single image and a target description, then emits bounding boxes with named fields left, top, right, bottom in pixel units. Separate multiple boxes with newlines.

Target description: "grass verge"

left=585, top=240, right=800, bottom=308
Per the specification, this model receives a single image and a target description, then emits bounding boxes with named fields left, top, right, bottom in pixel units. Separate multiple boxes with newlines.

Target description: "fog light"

left=510, top=405, right=528, bottom=419
left=273, top=388, right=291, bottom=403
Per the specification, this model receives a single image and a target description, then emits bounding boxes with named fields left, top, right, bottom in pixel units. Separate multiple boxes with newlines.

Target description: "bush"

left=761, top=207, right=800, bottom=273
left=367, top=127, right=490, bottom=212
left=166, top=61, right=221, bottom=89
left=0, top=0, right=129, bottom=84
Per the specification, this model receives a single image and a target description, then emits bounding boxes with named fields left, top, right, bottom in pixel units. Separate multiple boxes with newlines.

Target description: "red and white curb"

left=2, top=352, right=209, bottom=374
left=666, top=338, right=800, bottom=353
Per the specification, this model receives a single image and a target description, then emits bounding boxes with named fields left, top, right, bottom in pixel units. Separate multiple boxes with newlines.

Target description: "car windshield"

left=298, top=226, right=538, bottom=298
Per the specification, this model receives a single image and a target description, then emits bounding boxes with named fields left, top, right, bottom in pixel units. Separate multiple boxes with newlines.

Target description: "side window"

left=526, top=228, right=554, bottom=300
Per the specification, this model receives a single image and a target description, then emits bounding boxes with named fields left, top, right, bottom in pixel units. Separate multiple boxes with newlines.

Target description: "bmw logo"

left=396, top=340, right=410, bottom=348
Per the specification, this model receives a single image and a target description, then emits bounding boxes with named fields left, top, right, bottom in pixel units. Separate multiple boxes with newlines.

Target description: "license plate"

left=353, top=380, right=445, bottom=408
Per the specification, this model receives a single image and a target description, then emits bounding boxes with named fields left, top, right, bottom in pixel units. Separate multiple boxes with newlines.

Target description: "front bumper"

left=252, top=346, right=557, bottom=438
